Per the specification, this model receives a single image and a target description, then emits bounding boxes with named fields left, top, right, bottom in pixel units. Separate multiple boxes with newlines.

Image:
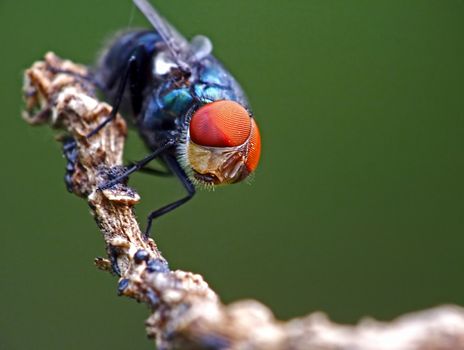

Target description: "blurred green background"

left=1, top=0, right=464, bottom=349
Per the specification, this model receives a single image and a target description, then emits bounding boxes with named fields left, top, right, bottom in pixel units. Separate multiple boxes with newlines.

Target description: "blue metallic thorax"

left=97, top=29, right=248, bottom=152
left=140, top=55, right=248, bottom=149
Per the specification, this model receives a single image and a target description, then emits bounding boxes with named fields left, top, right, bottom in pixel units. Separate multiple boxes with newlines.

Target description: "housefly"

left=86, top=0, right=261, bottom=235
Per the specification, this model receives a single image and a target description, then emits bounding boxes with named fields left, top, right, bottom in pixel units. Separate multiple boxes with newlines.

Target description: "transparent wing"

left=133, top=0, right=213, bottom=71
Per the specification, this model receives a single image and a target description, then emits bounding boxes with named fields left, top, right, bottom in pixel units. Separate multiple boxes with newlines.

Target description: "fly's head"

left=178, top=100, right=261, bottom=187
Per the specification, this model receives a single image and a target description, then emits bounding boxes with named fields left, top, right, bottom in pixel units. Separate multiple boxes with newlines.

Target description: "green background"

left=1, top=0, right=464, bottom=349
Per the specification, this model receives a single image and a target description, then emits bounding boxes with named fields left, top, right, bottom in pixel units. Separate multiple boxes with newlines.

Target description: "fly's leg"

left=132, top=163, right=172, bottom=177
left=56, top=55, right=134, bottom=191
left=99, top=145, right=194, bottom=238
left=99, top=139, right=176, bottom=190
left=88, top=40, right=152, bottom=138
left=61, top=44, right=153, bottom=191
left=55, top=50, right=140, bottom=190
left=86, top=54, right=137, bottom=138
left=144, top=155, right=196, bottom=237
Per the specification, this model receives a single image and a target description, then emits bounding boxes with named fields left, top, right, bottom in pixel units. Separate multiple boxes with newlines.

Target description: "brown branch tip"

left=22, top=53, right=464, bottom=350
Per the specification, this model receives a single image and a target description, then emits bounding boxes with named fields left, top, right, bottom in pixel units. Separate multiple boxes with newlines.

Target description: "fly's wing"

left=133, top=0, right=213, bottom=72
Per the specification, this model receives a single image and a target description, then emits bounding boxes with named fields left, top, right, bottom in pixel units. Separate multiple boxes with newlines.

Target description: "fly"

left=80, top=0, right=262, bottom=235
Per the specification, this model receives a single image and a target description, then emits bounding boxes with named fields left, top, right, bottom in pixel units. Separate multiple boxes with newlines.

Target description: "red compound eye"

left=245, top=118, right=261, bottom=173
left=189, top=100, right=251, bottom=147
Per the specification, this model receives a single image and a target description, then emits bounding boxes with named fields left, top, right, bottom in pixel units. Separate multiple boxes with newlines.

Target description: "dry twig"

left=22, top=52, right=464, bottom=350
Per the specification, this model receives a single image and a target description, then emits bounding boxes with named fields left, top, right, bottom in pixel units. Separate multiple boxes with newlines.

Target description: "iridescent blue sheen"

left=140, top=55, right=247, bottom=149
left=98, top=30, right=248, bottom=152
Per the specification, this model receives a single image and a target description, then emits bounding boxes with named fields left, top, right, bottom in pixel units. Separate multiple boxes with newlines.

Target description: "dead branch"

left=22, top=52, right=464, bottom=350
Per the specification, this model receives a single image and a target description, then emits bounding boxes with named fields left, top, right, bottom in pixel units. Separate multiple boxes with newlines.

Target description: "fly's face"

left=180, top=100, right=261, bottom=186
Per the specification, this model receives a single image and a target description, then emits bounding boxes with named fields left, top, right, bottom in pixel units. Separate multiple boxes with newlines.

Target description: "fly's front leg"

left=130, top=162, right=172, bottom=177
left=144, top=155, right=196, bottom=237
left=99, top=139, right=176, bottom=190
